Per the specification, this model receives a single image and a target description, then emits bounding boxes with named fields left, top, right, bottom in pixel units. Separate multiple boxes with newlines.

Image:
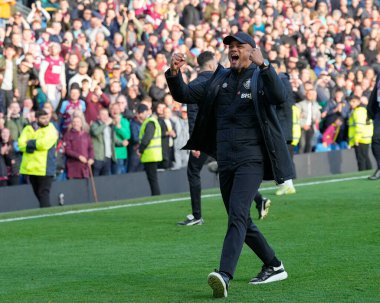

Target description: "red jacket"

left=63, top=129, right=94, bottom=179
left=84, top=92, right=110, bottom=124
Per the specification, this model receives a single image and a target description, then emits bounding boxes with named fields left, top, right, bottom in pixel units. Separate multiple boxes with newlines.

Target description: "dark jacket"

left=276, top=73, right=294, bottom=143
left=165, top=64, right=294, bottom=184
left=367, top=73, right=380, bottom=120
left=187, top=71, right=213, bottom=135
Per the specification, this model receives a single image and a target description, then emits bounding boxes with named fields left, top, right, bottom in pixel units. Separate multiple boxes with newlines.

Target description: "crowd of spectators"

left=0, top=0, right=379, bottom=187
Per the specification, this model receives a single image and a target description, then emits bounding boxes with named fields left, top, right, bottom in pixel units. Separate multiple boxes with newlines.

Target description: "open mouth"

left=231, top=54, right=239, bottom=64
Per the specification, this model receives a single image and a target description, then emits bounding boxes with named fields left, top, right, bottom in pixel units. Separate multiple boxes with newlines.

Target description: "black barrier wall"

left=0, top=149, right=375, bottom=213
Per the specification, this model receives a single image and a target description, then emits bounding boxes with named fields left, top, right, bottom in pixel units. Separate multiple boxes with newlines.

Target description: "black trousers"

left=0, top=89, right=14, bottom=115
left=354, top=144, right=372, bottom=171
left=29, top=175, right=54, bottom=208
left=300, top=128, right=314, bottom=153
left=218, top=161, right=276, bottom=277
left=372, top=113, right=380, bottom=170
left=144, top=162, right=160, bottom=196
left=93, top=158, right=112, bottom=176
left=187, top=152, right=208, bottom=220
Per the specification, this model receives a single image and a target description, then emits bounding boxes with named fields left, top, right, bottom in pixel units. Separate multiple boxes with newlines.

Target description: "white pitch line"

left=0, top=175, right=367, bottom=224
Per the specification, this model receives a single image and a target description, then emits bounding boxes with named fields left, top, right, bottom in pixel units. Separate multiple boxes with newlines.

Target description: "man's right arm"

left=165, top=53, right=208, bottom=104
left=165, top=69, right=207, bottom=104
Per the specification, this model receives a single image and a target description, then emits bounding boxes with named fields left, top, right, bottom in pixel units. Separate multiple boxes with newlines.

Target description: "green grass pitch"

left=0, top=172, right=379, bottom=302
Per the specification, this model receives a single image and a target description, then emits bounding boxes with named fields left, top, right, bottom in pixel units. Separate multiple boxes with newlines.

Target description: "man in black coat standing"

left=177, top=51, right=217, bottom=226
left=367, top=73, right=380, bottom=180
left=165, top=32, right=293, bottom=298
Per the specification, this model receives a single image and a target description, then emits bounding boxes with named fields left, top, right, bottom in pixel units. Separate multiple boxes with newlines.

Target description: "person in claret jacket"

left=63, top=115, right=94, bottom=179
left=84, top=85, right=110, bottom=125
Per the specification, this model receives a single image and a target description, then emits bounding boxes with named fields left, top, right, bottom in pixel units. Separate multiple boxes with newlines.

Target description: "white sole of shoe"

left=249, top=271, right=288, bottom=285
left=177, top=219, right=203, bottom=226
left=208, top=272, right=227, bottom=298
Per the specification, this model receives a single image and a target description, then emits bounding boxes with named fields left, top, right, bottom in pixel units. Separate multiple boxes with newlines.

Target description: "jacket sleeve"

left=90, top=122, right=107, bottom=136
left=100, top=92, right=110, bottom=107
left=139, top=121, right=155, bottom=153
left=367, top=74, right=379, bottom=119
left=36, top=125, right=58, bottom=151
left=114, top=117, right=131, bottom=140
left=13, top=60, right=18, bottom=90
left=260, top=66, right=289, bottom=105
left=17, top=126, right=32, bottom=153
left=165, top=69, right=208, bottom=104
left=187, top=103, right=198, bottom=135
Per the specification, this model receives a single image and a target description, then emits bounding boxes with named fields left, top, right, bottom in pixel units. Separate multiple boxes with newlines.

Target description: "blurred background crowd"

left=0, top=0, right=379, bottom=186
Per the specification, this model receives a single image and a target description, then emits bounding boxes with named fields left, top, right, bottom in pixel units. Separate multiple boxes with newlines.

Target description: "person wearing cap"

left=137, top=103, right=163, bottom=196
left=18, top=109, right=58, bottom=208
left=367, top=72, right=380, bottom=180
left=128, top=103, right=149, bottom=173
left=113, top=46, right=129, bottom=62
left=166, top=31, right=292, bottom=297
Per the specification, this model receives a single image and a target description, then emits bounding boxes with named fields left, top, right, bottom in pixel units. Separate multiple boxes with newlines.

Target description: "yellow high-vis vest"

left=348, top=106, right=373, bottom=147
left=292, top=105, right=301, bottom=146
left=139, top=116, right=163, bottom=163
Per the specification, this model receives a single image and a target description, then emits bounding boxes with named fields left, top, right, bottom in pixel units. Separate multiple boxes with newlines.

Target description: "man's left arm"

left=250, top=48, right=287, bottom=105
left=260, top=67, right=288, bottom=105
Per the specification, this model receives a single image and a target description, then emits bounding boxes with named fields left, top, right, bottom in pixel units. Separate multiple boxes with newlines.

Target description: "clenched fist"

left=170, top=53, right=187, bottom=76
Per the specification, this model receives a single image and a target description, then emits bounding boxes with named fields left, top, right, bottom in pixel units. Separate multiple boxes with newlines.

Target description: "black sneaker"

left=368, top=169, right=380, bottom=180
left=207, top=270, right=229, bottom=298
left=177, top=214, right=204, bottom=226
left=249, top=262, right=288, bottom=285
left=257, top=197, right=271, bottom=220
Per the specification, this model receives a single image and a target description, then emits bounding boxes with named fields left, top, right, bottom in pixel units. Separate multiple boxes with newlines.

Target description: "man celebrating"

left=165, top=32, right=293, bottom=298
left=18, top=110, right=58, bottom=208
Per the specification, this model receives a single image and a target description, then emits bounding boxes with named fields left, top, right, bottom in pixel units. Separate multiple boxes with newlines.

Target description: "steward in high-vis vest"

left=138, top=104, right=163, bottom=196
left=348, top=96, right=373, bottom=171
left=18, top=110, right=58, bottom=208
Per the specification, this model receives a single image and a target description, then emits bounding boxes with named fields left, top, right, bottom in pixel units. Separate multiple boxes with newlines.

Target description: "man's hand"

left=87, top=159, right=94, bottom=166
left=79, top=155, right=87, bottom=163
left=170, top=53, right=187, bottom=76
left=122, top=139, right=129, bottom=146
left=191, top=150, right=201, bottom=158
left=249, top=47, right=265, bottom=66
